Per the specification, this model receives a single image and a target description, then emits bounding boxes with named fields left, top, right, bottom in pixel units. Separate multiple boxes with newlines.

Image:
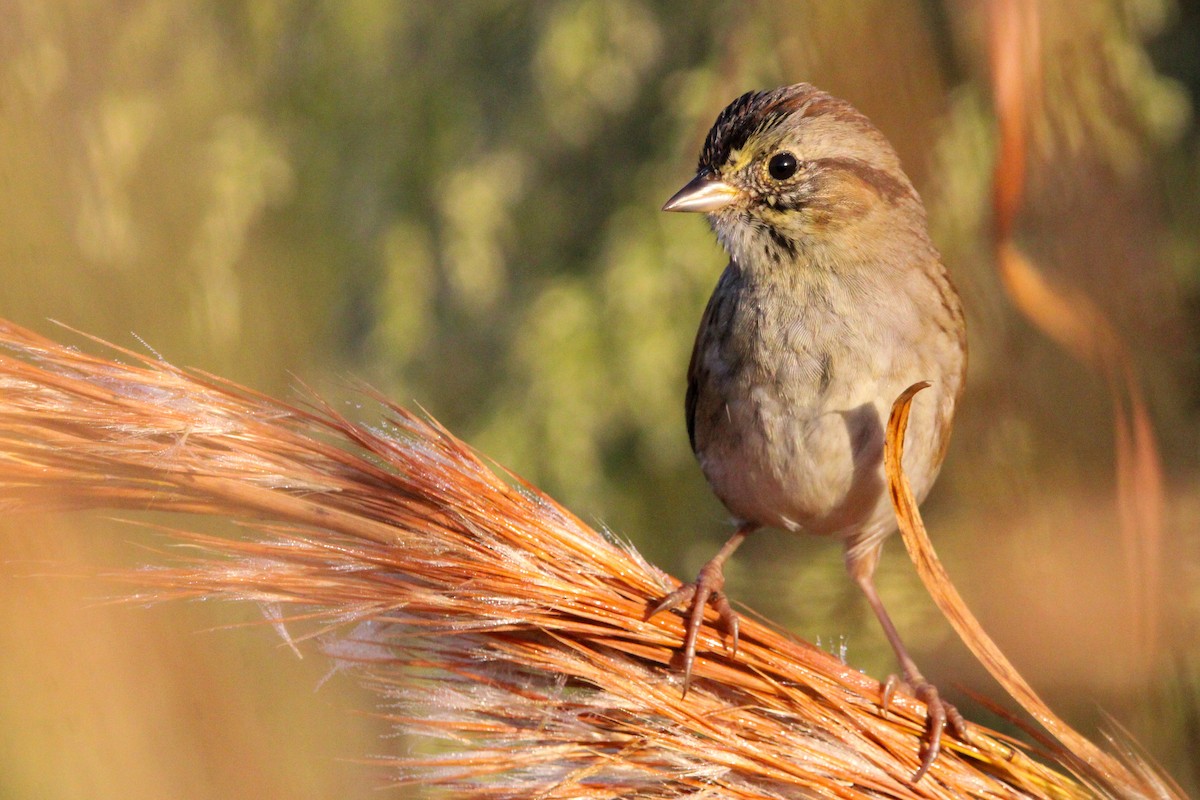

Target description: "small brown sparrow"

left=651, top=83, right=968, bottom=779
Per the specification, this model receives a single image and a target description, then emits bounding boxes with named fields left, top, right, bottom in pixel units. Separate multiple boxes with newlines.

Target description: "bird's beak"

left=662, top=174, right=739, bottom=213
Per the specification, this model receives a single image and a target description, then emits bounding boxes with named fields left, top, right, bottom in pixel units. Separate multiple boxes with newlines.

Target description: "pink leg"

left=647, top=523, right=756, bottom=695
left=847, top=543, right=968, bottom=782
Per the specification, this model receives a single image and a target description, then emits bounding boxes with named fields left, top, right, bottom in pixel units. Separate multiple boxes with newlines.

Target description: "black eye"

left=767, top=152, right=798, bottom=181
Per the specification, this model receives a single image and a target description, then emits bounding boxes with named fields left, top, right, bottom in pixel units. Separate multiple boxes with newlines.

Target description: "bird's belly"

left=692, top=350, right=952, bottom=541
left=696, top=384, right=890, bottom=537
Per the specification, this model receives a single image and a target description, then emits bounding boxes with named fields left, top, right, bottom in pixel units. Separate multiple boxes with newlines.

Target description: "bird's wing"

left=685, top=262, right=736, bottom=454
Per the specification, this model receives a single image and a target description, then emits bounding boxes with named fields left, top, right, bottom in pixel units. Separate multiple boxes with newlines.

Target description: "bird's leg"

left=846, top=544, right=968, bottom=782
left=646, top=523, right=756, bottom=695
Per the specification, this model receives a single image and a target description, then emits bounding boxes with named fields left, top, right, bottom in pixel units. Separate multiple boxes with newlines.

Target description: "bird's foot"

left=881, top=674, right=969, bottom=782
left=646, top=558, right=739, bottom=696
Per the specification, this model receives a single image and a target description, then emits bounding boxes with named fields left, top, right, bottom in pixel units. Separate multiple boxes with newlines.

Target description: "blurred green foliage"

left=2, top=0, right=1199, bottom=797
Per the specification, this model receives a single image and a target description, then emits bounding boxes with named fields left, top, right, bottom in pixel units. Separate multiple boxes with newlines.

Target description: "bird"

left=649, top=83, right=968, bottom=780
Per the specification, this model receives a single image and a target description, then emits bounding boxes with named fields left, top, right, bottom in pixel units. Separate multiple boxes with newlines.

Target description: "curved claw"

left=712, top=590, right=739, bottom=659
left=646, top=559, right=740, bottom=696
left=880, top=673, right=901, bottom=716
left=912, top=682, right=947, bottom=782
left=646, top=582, right=697, bottom=621
left=647, top=527, right=753, bottom=696
left=893, top=677, right=969, bottom=783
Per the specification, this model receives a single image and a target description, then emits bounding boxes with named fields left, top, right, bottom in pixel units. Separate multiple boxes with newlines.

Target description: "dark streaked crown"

left=697, top=83, right=870, bottom=175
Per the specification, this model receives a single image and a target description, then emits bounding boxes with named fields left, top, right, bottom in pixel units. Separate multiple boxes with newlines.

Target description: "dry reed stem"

left=0, top=319, right=1091, bottom=798
left=885, top=385, right=1184, bottom=800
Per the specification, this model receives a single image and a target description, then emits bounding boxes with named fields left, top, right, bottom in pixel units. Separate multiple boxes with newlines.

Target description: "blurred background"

left=1, top=0, right=1198, bottom=796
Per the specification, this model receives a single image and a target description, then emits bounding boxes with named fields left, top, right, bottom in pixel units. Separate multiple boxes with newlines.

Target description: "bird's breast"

left=689, top=265, right=955, bottom=538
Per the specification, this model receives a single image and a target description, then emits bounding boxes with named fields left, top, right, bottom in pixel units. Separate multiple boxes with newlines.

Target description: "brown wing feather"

left=685, top=264, right=733, bottom=454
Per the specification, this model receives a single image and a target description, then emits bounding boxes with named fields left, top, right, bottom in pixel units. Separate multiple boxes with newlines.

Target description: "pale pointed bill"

left=662, top=175, right=739, bottom=213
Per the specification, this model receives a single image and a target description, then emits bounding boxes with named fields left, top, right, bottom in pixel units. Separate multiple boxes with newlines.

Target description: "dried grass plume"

left=0, top=319, right=1169, bottom=799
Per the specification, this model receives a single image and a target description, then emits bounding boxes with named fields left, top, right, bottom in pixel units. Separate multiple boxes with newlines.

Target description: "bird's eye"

left=767, top=152, right=798, bottom=181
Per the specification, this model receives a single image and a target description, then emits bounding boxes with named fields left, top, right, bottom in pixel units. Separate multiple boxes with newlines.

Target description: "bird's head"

left=664, top=84, right=926, bottom=272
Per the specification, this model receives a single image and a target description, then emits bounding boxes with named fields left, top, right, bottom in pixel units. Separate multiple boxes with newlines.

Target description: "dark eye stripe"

left=810, top=157, right=913, bottom=204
